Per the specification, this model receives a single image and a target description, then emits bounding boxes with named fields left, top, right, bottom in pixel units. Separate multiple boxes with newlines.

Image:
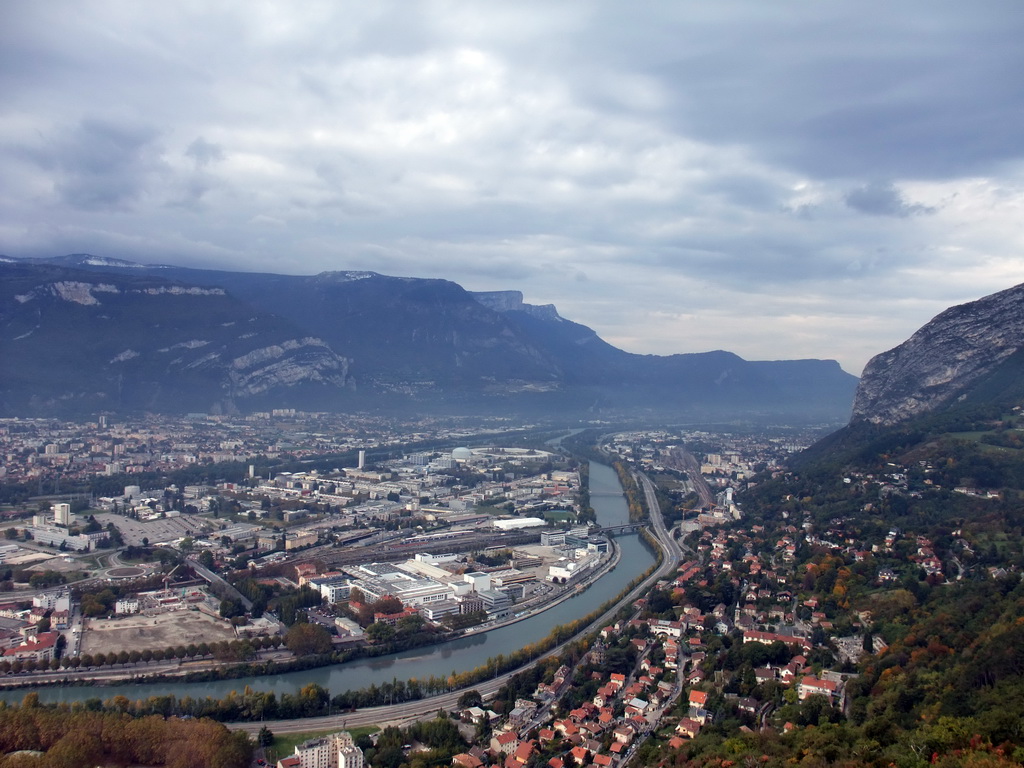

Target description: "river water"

left=6, top=461, right=654, bottom=704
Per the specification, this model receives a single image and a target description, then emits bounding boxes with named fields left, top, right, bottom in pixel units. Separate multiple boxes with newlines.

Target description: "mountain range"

left=0, top=254, right=858, bottom=420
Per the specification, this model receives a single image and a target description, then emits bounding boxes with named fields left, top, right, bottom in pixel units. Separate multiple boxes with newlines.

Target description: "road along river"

left=2, top=462, right=654, bottom=705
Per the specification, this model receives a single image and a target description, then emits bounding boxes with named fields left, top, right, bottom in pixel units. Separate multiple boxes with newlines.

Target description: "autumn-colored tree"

left=285, top=622, right=332, bottom=656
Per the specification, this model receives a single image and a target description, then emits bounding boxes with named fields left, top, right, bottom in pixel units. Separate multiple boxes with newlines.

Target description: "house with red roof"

left=511, top=742, right=536, bottom=765
left=611, top=725, right=634, bottom=745
left=675, top=718, right=702, bottom=739
left=554, top=720, right=580, bottom=739
left=624, top=698, right=649, bottom=717
left=490, top=731, right=520, bottom=756
left=453, top=754, right=484, bottom=768
left=569, top=746, right=590, bottom=765
left=798, top=675, right=839, bottom=702
left=3, top=630, right=58, bottom=662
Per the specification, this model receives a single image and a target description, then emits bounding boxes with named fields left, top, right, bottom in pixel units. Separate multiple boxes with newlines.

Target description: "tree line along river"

left=3, top=461, right=655, bottom=705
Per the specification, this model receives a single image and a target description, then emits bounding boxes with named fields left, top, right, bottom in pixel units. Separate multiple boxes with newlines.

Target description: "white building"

left=289, top=731, right=363, bottom=768
left=27, top=527, right=92, bottom=552
left=339, top=743, right=363, bottom=768
left=463, top=572, right=491, bottom=592
left=547, top=553, right=598, bottom=583
left=115, top=598, right=140, bottom=615
left=347, top=563, right=455, bottom=607
left=493, top=517, right=546, bottom=531
left=33, top=591, right=71, bottom=613
left=309, top=576, right=352, bottom=603
left=53, top=504, right=72, bottom=526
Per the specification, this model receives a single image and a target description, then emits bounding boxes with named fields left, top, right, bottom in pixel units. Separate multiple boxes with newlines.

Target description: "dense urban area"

left=0, top=411, right=1022, bottom=768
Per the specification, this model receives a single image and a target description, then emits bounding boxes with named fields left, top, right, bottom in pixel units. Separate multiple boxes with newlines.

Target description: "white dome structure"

left=451, top=447, right=474, bottom=461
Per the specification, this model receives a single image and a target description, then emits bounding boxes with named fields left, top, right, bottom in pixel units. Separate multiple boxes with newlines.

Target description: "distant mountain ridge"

left=0, top=254, right=859, bottom=420
left=0, top=260, right=351, bottom=416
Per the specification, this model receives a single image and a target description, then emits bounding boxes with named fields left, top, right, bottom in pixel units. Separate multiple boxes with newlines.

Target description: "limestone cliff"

left=851, top=283, right=1024, bottom=425
left=471, top=290, right=561, bottom=321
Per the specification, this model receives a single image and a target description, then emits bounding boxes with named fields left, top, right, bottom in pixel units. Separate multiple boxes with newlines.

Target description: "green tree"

left=366, top=622, right=397, bottom=645
left=284, top=622, right=332, bottom=656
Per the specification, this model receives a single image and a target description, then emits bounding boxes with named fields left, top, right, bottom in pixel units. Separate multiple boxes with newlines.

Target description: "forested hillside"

left=642, top=407, right=1024, bottom=767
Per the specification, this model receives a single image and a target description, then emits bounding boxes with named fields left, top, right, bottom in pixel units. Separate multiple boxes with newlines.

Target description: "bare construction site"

left=79, top=610, right=237, bottom=654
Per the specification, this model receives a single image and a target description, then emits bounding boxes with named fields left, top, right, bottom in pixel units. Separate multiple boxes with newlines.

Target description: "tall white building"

left=338, top=740, right=363, bottom=768
left=289, top=731, right=363, bottom=768
left=53, top=503, right=72, bottom=527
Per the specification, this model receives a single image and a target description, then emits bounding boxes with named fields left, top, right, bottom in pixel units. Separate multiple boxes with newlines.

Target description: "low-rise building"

left=3, top=631, right=59, bottom=663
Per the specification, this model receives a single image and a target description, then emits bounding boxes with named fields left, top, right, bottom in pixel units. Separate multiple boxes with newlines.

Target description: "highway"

left=635, top=471, right=684, bottom=565
left=231, top=469, right=683, bottom=737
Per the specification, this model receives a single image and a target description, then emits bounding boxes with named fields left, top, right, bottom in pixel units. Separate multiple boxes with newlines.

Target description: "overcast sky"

left=3, top=2, right=1024, bottom=375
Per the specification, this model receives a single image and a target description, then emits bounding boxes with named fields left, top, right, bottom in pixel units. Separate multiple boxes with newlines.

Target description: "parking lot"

left=94, top=512, right=209, bottom=547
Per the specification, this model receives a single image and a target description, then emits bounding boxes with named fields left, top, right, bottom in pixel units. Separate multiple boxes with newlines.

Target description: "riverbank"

left=461, top=534, right=621, bottom=637
left=0, top=462, right=650, bottom=705
left=0, top=537, right=623, bottom=691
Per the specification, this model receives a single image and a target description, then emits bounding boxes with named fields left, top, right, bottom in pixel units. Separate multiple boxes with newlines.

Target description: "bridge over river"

left=594, top=523, right=645, bottom=534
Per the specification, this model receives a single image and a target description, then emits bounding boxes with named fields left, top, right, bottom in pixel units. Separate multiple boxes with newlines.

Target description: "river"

left=5, top=461, right=653, bottom=704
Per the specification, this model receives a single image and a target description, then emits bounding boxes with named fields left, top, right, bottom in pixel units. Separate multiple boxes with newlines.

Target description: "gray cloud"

left=844, top=181, right=935, bottom=218
left=51, top=119, right=165, bottom=211
left=185, top=138, right=225, bottom=169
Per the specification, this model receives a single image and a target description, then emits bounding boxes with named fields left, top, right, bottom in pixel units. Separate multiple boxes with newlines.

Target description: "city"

left=0, top=413, right=917, bottom=766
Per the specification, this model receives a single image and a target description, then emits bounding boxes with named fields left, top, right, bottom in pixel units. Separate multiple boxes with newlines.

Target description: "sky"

left=3, top=2, right=1024, bottom=376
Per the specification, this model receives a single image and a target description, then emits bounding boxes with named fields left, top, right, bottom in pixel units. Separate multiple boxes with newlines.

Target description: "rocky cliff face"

left=471, top=290, right=561, bottom=321
left=226, top=338, right=348, bottom=397
left=851, top=283, right=1024, bottom=425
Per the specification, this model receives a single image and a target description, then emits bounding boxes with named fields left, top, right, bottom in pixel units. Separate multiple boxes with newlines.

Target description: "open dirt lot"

left=80, top=609, right=236, bottom=653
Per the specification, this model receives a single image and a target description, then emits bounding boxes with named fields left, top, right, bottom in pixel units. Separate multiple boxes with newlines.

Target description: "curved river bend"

left=7, top=462, right=654, bottom=704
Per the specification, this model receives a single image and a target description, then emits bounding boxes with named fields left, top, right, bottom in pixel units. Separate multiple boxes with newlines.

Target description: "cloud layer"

left=3, top=1, right=1024, bottom=375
